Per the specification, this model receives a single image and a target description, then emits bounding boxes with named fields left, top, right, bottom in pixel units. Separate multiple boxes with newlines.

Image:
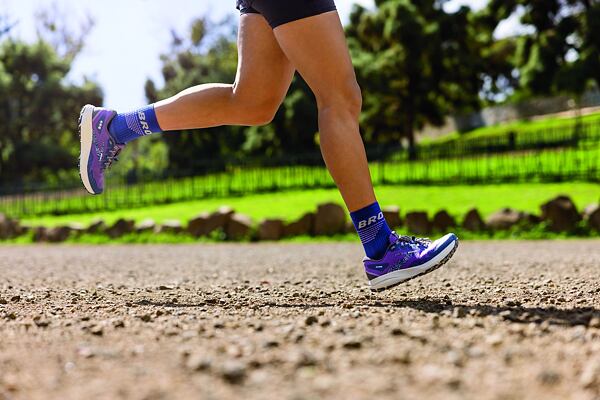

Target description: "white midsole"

left=369, top=240, right=457, bottom=290
left=79, top=105, right=95, bottom=195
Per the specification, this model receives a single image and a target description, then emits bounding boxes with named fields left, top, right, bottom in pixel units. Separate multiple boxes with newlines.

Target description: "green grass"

left=421, top=111, right=600, bottom=145
left=20, top=182, right=599, bottom=228
left=3, top=145, right=599, bottom=219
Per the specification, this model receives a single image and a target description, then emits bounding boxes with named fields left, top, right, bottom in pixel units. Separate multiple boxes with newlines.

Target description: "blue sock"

left=108, top=105, right=162, bottom=145
left=351, top=202, right=393, bottom=260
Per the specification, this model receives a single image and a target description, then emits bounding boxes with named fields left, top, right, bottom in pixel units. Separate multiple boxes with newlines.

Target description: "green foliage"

left=483, top=0, right=600, bottom=98
left=0, top=10, right=102, bottom=187
left=346, top=0, right=484, bottom=157
left=0, top=38, right=102, bottom=186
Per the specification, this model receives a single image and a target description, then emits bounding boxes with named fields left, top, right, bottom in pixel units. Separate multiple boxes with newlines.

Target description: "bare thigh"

left=234, top=14, right=296, bottom=111
left=272, top=11, right=360, bottom=108
left=155, top=14, right=295, bottom=129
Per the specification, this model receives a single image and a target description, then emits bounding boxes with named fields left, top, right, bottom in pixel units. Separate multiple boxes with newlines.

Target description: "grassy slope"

left=22, top=182, right=599, bottom=227
left=420, top=111, right=600, bottom=144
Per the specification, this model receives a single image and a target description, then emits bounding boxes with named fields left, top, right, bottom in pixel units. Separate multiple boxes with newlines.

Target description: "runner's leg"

left=271, top=8, right=459, bottom=285
left=272, top=11, right=375, bottom=213
left=155, top=14, right=294, bottom=130
left=110, top=14, right=295, bottom=144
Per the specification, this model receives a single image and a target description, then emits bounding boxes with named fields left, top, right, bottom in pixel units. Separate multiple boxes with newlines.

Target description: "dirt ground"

left=1, top=241, right=599, bottom=400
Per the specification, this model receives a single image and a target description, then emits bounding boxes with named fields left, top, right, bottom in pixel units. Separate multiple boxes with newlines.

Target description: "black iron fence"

left=1, top=142, right=598, bottom=218
left=1, top=120, right=599, bottom=218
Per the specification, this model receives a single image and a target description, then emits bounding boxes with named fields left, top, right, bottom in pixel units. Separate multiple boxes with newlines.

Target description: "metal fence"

left=1, top=142, right=598, bottom=218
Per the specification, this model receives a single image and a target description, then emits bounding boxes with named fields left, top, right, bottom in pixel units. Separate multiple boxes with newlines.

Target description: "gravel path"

left=1, top=241, right=599, bottom=400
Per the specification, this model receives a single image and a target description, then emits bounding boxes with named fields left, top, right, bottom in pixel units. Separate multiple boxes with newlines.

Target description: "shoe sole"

left=78, top=105, right=98, bottom=195
left=369, top=238, right=459, bottom=292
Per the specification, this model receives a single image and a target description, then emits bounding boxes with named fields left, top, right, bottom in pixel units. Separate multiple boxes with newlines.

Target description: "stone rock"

left=342, top=338, right=362, bottom=349
left=187, top=206, right=234, bottom=237
left=314, top=203, right=346, bottom=236
left=187, top=213, right=210, bottom=236
left=344, top=220, right=356, bottom=234
left=580, top=358, right=600, bottom=389
left=283, top=213, right=314, bottom=237
left=105, top=219, right=135, bottom=238
left=136, top=219, right=156, bottom=233
left=226, top=214, right=253, bottom=240
left=156, top=220, right=183, bottom=234
left=486, top=208, right=527, bottom=230
left=87, top=219, right=106, bottom=234
left=0, top=213, right=9, bottom=239
left=462, top=208, right=486, bottom=231
left=68, top=223, right=86, bottom=237
left=541, top=195, right=581, bottom=232
left=583, top=204, right=600, bottom=231
left=11, top=218, right=21, bottom=237
left=46, top=226, right=72, bottom=243
left=405, top=212, right=431, bottom=235
left=382, top=206, right=402, bottom=228
left=33, top=227, right=47, bottom=242
left=258, top=219, right=284, bottom=241
left=17, top=224, right=31, bottom=236
left=432, top=210, right=456, bottom=232
left=186, top=354, right=212, bottom=372
left=0, top=213, right=19, bottom=239
left=220, top=361, right=246, bottom=384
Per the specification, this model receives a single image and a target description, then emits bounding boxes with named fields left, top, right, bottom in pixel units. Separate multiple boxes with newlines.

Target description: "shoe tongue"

left=388, top=232, right=400, bottom=244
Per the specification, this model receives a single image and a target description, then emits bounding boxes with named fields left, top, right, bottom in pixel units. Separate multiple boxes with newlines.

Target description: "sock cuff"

left=140, top=104, right=162, bottom=133
left=350, top=202, right=383, bottom=228
left=350, top=202, right=392, bottom=260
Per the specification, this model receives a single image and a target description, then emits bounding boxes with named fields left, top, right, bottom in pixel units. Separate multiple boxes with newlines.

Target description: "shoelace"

left=102, top=145, right=123, bottom=171
left=390, top=234, right=431, bottom=251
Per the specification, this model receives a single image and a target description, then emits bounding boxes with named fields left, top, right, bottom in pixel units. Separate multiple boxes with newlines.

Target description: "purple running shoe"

left=78, top=105, right=123, bottom=195
left=364, top=232, right=459, bottom=292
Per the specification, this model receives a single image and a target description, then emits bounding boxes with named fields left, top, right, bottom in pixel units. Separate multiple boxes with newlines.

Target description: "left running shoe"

left=78, top=105, right=123, bottom=195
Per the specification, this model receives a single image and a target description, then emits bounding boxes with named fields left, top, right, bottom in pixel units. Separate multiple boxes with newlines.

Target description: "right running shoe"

left=364, top=232, right=459, bottom=292
left=78, top=105, right=123, bottom=195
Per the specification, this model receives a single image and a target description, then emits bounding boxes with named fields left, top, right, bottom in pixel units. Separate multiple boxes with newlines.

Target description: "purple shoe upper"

left=363, top=232, right=458, bottom=281
left=86, top=108, right=122, bottom=194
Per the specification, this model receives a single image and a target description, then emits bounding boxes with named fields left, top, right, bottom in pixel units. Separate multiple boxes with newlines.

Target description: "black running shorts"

left=236, top=0, right=337, bottom=29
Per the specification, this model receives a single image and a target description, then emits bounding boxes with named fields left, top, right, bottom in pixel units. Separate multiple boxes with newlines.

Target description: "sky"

left=2, top=0, right=522, bottom=110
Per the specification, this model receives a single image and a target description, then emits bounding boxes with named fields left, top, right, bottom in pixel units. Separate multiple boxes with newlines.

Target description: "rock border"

left=1, top=195, right=598, bottom=243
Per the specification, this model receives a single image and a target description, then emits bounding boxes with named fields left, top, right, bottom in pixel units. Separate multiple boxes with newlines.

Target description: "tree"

left=346, top=0, right=484, bottom=158
left=483, top=0, right=600, bottom=98
left=0, top=13, right=102, bottom=187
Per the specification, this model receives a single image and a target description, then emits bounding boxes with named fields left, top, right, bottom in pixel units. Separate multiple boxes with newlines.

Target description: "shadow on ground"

left=134, top=296, right=600, bottom=327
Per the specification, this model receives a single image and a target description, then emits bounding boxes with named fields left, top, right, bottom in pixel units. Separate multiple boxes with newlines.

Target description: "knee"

left=316, top=80, right=362, bottom=118
left=244, top=102, right=279, bottom=126
left=232, top=85, right=281, bottom=126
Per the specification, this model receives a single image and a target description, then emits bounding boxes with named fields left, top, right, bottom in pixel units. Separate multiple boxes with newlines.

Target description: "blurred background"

left=0, top=0, right=599, bottom=242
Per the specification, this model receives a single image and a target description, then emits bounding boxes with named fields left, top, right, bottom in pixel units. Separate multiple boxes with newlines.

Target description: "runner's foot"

left=78, top=105, right=123, bottom=195
left=365, top=232, right=459, bottom=292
